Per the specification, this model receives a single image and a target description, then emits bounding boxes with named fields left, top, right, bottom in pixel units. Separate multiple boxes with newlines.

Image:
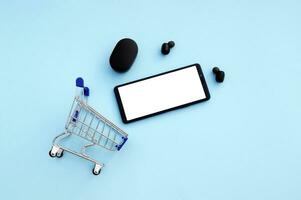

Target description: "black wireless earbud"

left=161, top=41, right=175, bottom=55
left=212, top=67, right=225, bottom=83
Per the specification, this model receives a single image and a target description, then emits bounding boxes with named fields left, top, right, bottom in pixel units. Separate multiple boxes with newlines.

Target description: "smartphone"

left=114, top=63, right=210, bottom=123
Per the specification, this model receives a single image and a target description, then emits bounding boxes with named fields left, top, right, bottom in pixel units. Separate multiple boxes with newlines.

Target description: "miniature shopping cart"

left=49, top=77, right=128, bottom=175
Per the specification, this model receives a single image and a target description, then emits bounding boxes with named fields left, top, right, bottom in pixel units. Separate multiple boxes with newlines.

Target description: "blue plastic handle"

left=84, top=87, right=90, bottom=97
left=116, top=137, right=128, bottom=151
left=76, top=77, right=84, bottom=88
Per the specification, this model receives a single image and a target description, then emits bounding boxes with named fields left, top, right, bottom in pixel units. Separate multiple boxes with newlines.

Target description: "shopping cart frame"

left=49, top=78, right=128, bottom=175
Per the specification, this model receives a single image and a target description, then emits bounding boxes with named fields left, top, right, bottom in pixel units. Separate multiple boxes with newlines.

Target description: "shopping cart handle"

left=76, top=77, right=84, bottom=88
left=116, top=137, right=128, bottom=151
left=84, top=87, right=90, bottom=97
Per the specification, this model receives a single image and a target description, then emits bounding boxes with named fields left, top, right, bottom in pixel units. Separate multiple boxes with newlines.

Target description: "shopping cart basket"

left=49, top=77, right=128, bottom=175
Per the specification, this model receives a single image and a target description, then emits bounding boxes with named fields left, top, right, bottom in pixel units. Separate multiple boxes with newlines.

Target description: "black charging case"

left=109, top=38, right=138, bottom=72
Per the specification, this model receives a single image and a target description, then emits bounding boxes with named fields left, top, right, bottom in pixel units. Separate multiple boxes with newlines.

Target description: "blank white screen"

left=117, top=66, right=206, bottom=121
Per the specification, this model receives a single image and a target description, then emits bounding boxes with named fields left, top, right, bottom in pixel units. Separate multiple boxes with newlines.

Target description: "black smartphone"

left=114, top=63, right=210, bottom=123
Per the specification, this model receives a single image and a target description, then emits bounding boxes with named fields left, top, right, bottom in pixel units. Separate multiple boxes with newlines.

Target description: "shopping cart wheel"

left=92, top=164, right=102, bottom=175
left=56, top=150, right=64, bottom=158
left=92, top=168, right=101, bottom=175
left=49, top=150, right=56, bottom=158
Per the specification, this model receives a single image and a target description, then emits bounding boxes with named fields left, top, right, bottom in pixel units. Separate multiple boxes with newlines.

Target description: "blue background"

left=0, top=0, right=300, bottom=199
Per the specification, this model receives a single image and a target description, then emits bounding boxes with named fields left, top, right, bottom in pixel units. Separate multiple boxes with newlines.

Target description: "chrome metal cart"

left=49, top=78, right=128, bottom=175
